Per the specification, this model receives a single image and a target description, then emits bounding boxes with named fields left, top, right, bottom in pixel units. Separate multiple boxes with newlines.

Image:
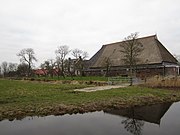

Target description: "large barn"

left=85, top=35, right=179, bottom=78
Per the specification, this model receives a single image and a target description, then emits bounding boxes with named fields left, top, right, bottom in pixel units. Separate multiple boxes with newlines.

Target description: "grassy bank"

left=0, top=79, right=180, bottom=121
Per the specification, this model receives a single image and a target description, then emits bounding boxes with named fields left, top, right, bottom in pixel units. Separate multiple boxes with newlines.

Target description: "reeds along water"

left=145, top=76, right=180, bottom=88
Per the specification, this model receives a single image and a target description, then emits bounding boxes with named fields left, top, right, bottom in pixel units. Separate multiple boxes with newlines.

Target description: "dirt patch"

left=20, top=79, right=109, bottom=86
left=74, top=84, right=129, bottom=92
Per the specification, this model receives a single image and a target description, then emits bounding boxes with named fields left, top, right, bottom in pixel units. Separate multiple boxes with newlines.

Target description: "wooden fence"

left=108, top=76, right=131, bottom=85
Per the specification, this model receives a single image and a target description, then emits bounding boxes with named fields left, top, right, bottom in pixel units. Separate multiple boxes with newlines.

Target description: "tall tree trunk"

left=57, top=63, right=60, bottom=79
left=61, top=61, right=65, bottom=78
left=28, top=62, right=31, bottom=77
left=130, top=66, right=133, bottom=86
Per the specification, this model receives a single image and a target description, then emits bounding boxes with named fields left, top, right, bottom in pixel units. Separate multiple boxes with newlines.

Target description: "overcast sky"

left=0, top=0, right=180, bottom=67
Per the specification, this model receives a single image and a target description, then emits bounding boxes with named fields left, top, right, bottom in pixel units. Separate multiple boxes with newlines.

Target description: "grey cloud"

left=0, top=0, right=180, bottom=66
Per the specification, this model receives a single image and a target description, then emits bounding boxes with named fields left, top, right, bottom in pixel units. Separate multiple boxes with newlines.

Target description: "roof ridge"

left=103, top=35, right=156, bottom=46
left=137, top=34, right=157, bottom=40
left=155, top=39, right=178, bottom=63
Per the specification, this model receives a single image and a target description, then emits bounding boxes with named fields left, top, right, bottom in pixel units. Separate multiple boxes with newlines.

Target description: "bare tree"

left=82, top=51, right=89, bottom=60
left=72, top=49, right=83, bottom=59
left=7, top=63, right=18, bottom=77
left=103, top=57, right=112, bottom=76
left=40, top=61, right=48, bottom=77
left=49, top=59, right=56, bottom=78
left=120, top=32, right=144, bottom=86
left=71, top=49, right=89, bottom=76
left=55, top=57, right=62, bottom=78
left=17, top=63, right=29, bottom=77
left=1, top=61, right=8, bottom=77
left=41, top=59, right=56, bottom=78
left=55, top=45, right=70, bottom=78
left=17, top=48, right=37, bottom=77
left=72, top=48, right=89, bottom=60
left=8, top=63, right=18, bottom=72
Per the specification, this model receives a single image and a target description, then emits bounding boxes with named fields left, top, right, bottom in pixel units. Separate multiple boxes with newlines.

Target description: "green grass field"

left=0, top=79, right=180, bottom=120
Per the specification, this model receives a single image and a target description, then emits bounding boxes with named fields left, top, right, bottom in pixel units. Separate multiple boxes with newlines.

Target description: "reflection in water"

left=1, top=102, right=178, bottom=135
left=121, top=108, right=144, bottom=135
left=121, top=117, right=144, bottom=135
left=105, top=102, right=172, bottom=135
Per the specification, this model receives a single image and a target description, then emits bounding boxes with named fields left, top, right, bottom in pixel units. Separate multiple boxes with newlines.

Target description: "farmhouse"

left=85, top=35, right=179, bottom=78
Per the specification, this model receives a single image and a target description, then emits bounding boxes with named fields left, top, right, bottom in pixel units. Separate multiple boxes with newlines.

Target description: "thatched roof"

left=88, top=35, right=177, bottom=68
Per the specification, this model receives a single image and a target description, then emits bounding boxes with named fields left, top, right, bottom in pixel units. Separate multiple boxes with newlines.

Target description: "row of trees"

left=0, top=62, right=17, bottom=77
left=0, top=46, right=88, bottom=78
left=0, top=33, right=146, bottom=81
left=0, top=62, right=30, bottom=77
